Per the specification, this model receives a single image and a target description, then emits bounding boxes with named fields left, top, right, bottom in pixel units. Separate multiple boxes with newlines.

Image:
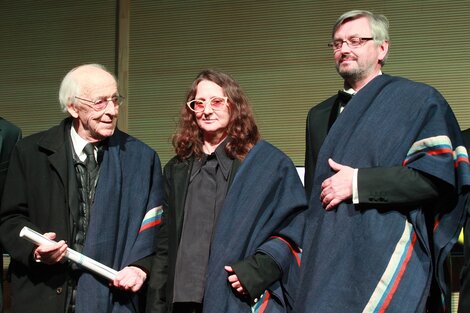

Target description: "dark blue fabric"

left=295, top=75, right=470, bottom=313
left=202, top=140, right=307, bottom=313
left=76, top=129, right=163, bottom=313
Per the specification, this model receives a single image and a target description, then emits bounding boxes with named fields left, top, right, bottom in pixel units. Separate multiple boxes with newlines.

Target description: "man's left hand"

left=112, top=266, right=147, bottom=292
left=320, top=158, right=354, bottom=210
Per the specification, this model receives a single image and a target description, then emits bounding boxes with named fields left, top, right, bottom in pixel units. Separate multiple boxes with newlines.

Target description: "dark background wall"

left=1, top=0, right=469, bottom=166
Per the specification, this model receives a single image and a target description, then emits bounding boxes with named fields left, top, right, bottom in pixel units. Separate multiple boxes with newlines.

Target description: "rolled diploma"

left=19, top=226, right=117, bottom=281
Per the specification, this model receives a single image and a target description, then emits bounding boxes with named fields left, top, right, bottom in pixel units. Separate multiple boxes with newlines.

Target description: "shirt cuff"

left=352, top=168, right=359, bottom=204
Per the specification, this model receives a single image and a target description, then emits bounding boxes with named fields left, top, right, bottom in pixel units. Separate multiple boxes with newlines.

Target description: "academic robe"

left=296, top=74, right=470, bottom=313
left=147, top=140, right=307, bottom=313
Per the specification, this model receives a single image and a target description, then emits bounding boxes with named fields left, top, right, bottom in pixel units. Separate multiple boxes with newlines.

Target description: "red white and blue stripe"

left=139, top=205, right=163, bottom=233
left=363, top=221, right=416, bottom=313
left=403, top=135, right=469, bottom=167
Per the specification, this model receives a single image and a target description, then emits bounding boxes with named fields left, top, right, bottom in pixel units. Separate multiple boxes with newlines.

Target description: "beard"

left=335, top=57, right=380, bottom=85
left=336, top=64, right=367, bottom=82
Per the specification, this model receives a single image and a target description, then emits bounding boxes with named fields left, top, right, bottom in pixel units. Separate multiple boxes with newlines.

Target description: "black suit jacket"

left=0, top=119, right=77, bottom=313
left=458, top=128, right=470, bottom=313
left=304, top=94, right=444, bottom=205
left=304, top=95, right=336, bottom=196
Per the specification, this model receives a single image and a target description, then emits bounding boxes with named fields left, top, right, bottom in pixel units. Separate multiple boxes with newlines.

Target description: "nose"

left=339, top=41, right=352, bottom=53
left=103, top=100, right=119, bottom=116
left=202, top=101, right=214, bottom=114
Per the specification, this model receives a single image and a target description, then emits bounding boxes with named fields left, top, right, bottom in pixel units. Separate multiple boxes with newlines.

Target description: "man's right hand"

left=32, top=232, right=68, bottom=264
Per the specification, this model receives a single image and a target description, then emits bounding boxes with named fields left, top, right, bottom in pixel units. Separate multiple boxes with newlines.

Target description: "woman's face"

left=193, top=80, right=231, bottom=141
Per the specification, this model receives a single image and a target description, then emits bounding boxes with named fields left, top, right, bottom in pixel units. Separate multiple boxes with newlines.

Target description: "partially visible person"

left=0, top=118, right=21, bottom=199
left=0, top=64, right=163, bottom=313
left=459, top=128, right=470, bottom=313
left=298, top=10, right=470, bottom=313
left=146, top=69, right=306, bottom=313
left=0, top=117, right=21, bottom=312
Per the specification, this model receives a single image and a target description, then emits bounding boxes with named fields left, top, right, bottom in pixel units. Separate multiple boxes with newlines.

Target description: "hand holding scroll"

left=112, top=266, right=148, bottom=292
left=32, top=232, right=68, bottom=264
left=20, top=226, right=118, bottom=281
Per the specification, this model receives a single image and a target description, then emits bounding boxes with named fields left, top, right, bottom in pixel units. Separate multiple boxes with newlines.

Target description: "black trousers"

left=172, top=302, right=203, bottom=313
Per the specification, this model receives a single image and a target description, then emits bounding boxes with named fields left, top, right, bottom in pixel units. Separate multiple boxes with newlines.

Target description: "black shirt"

left=173, top=141, right=233, bottom=303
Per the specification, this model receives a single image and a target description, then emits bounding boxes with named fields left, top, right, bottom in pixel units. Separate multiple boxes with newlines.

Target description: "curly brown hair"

left=173, top=69, right=260, bottom=160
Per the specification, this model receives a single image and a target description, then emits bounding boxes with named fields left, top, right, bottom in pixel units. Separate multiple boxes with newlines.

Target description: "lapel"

left=310, top=96, right=337, bottom=157
left=172, top=159, right=192, bottom=243
left=328, top=96, right=342, bottom=131
left=38, top=127, right=69, bottom=192
left=38, top=118, right=78, bottom=226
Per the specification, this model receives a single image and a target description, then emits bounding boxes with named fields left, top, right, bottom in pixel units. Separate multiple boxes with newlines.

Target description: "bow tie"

left=337, top=90, right=353, bottom=106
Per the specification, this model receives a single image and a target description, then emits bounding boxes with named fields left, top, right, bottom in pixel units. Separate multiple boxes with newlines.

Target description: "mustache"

left=339, top=55, right=357, bottom=62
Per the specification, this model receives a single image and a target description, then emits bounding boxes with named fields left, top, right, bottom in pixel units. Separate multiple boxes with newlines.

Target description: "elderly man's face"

left=67, top=67, right=119, bottom=143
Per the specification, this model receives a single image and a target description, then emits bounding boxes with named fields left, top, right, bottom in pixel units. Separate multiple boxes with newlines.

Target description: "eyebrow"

left=334, top=34, right=366, bottom=39
left=195, top=96, right=222, bottom=100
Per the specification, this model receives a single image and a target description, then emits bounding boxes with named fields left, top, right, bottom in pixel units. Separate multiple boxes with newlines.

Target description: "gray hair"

left=58, top=63, right=111, bottom=112
left=332, top=10, right=390, bottom=65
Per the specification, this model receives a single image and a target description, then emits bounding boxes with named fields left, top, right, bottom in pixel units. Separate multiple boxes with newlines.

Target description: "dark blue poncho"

left=295, top=75, right=470, bottom=313
left=203, top=140, right=307, bottom=313
left=76, top=129, right=164, bottom=313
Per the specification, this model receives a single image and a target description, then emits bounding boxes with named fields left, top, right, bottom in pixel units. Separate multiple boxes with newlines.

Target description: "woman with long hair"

left=147, top=69, right=306, bottom=313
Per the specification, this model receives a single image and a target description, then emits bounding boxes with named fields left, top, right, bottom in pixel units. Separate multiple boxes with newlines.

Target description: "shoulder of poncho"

left=115, top=129, right=156, bottom=155
left=253, top=140, right=284, bottom=156
left=386, top=75, right=441, bottom=96
left=384, top=75, right=448, bottom=109
left=249, top=140, right=293, bottom=167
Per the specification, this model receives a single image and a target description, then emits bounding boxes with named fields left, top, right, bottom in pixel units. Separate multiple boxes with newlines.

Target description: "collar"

left=213, top=139, right=232, bottom=180
left=70, top=126, right=95, bottom=162
left=191, top=138, right=233, bottom=181
left=342, top=88, right=356, bottom=95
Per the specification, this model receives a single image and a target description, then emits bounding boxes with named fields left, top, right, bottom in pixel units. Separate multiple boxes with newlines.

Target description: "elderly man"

left=0, top=64, right=163, bottom=313
left=299, top=10, right=470, bottom=313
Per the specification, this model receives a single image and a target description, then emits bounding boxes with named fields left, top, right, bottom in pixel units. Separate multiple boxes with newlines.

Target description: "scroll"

left=19, top=226, right=117, bottom=281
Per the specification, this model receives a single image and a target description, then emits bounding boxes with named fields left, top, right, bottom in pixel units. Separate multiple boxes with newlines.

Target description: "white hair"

left=58, top=63, right=111, bottom=112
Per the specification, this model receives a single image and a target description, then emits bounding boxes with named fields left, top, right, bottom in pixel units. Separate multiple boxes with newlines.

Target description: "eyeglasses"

left=328, top=37, right=374, bottom=50
left=75, top=95, right=124, bottom=111
left=186, top=96, right=228, bottom=113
